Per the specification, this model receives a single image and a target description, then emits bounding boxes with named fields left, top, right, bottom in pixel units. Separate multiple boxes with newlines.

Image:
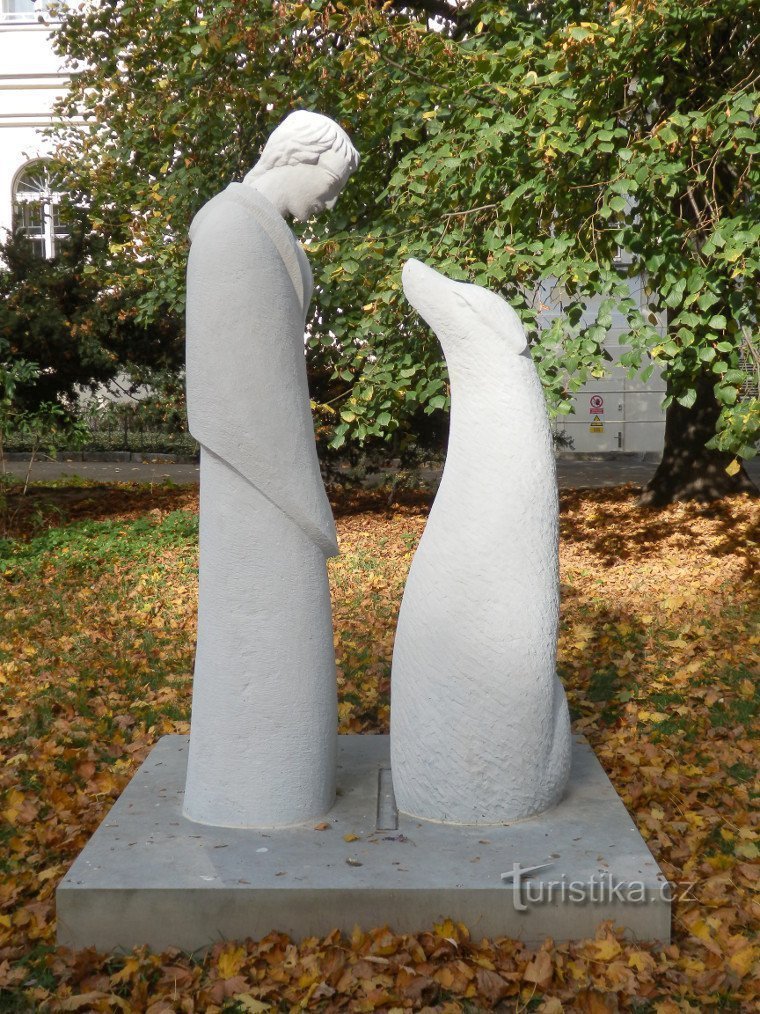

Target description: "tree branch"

left=383, top=1, right=468, bottom=26
left=441, top=203, right=498, bottom=218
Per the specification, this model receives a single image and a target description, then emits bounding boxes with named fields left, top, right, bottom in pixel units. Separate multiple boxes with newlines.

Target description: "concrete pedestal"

left=57, top=735, right=670, bottom=952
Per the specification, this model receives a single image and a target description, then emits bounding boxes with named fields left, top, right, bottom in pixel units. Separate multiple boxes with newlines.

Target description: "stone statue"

left=183, top=111, right=359, bottom=828
left=391, top=259, right=572, bottom=824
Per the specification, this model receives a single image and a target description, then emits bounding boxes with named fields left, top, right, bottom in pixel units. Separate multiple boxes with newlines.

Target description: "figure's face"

left=286, top=150, right=349, bottom=222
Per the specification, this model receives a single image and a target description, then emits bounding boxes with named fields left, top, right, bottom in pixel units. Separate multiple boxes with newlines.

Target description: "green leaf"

left=676, top=388, right=697, bottom=409
left=715, top=385, right=738, bottom=405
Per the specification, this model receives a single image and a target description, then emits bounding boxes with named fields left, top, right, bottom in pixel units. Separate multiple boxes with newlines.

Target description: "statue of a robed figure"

left=183, top=111, right=359, bottom=828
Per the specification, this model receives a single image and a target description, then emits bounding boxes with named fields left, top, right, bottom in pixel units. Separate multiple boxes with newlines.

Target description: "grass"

left=0, top=479, right=757, bottom=1010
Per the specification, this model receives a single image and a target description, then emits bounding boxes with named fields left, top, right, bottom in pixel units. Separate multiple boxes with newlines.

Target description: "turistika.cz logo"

left=500, top=862, right=674, bottom=912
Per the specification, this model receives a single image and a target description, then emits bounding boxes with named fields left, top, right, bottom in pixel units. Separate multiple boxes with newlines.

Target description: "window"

left=0, top=2, right=60, bottom=23
left=0, top=1, right=38, bottom=21
left=12, top=161, right=67, bottom=259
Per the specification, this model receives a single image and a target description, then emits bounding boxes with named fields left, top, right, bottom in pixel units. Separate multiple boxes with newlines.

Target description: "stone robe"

left=182, top=183, right=338, bottom=828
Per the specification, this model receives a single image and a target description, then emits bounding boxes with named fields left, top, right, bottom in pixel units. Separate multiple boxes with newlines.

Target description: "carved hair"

left=245, top=110, right=359, bottom=182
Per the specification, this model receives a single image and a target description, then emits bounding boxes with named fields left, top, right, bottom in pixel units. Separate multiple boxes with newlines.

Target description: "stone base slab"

left=57, top=735, right=670, bottom=951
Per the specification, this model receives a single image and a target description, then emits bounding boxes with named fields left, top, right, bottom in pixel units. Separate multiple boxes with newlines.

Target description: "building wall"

left=535, top=275, right=667, bottom=455
left=0, top=2, right=69, bottom=241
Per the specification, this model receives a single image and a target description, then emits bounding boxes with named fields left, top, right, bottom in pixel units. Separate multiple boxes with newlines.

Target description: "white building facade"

left=0, top=1, right=69, bottom=256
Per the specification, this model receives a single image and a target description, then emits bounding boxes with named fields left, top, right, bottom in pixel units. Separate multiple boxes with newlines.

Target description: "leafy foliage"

left=50, top=0, right=759, bottom=459
left=0, top=345, right=90, bottom=501
left=0, top=220, right=182, bottom=412
left=0, top=481, right=758, bottom=1007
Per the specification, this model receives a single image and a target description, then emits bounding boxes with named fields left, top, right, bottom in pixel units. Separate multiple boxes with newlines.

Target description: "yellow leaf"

left=735, top=842, right=759, bottom=860
left=217, top=944, right=246, bottom=979
left=110, top=957, right=142, bottom=984
left=343, top=832, right=359, bottom=842
left=726, top=458, right=741, bottom=476
left=638, top=710, right=669, bottom=724
left=628, top=950, right=655, bottom=975
left=57, top=994, right=111, bottom=1011
left=728, top=944, right=757, bottom=978
left=538, top=999, right=564, bottom=1013
left=567, top=959, right=587, bottom=981
left=593, top=938, right=622, bottom=961
left=688, top=918, right=712, bottom=943
left=235, top=999, right=271, bottom=1013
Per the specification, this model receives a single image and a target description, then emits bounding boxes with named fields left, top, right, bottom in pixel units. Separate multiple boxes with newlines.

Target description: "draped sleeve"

left=185, top=186, right=338, bottom=558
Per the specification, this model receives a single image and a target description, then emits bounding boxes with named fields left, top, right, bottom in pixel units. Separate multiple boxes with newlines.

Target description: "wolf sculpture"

left=390, top=259, right=572, bottom=824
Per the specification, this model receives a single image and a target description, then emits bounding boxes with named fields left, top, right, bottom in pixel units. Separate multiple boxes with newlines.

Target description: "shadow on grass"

left=557, top=592, right=654, bottom=728
left=2, top=482, right=198, bottom=539
left=5, top=480, right=757, bottom=579
left=559, top=484, right=759, bottom=575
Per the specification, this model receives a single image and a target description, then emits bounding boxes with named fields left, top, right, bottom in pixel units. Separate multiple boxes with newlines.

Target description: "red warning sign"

left=589, top=394, right=604, bottom=414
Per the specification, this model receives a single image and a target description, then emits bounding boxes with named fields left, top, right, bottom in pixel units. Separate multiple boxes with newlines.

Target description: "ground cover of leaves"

left=0, top=480, right=757, bottom=1012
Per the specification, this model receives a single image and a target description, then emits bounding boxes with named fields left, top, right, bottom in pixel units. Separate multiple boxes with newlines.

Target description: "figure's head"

left=245, top=110, right=360, bottom=221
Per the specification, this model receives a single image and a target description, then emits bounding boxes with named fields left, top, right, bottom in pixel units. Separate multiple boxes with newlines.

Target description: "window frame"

left=12, top=159, right=67, bottom=259
left=0, top=1, right=39, bottom=23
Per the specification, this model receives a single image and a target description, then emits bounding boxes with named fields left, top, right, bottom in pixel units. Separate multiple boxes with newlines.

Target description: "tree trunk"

left=640, top=375, right=757, bottom=506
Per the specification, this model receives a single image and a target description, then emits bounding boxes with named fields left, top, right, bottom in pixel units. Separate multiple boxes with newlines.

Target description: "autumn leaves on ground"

left=0, top=480, right=757, bottom=1011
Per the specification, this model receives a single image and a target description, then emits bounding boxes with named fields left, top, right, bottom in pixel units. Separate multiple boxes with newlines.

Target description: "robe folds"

left=182, top=183, right=338, bottom=828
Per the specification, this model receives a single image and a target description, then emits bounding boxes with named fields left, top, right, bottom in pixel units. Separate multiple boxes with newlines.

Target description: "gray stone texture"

left=57, top=735, right=670, bottom=952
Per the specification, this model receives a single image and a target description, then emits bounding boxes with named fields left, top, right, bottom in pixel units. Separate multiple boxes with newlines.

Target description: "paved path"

left=3, top=458, right=202, bottom=485
left=0, top=455, right=740, bottom=489
left=3, top=455, right=758, bottom=490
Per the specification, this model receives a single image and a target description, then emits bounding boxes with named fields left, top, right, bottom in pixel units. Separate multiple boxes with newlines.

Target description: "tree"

left=50, top=0, right=758, bottom=501
left=0, top=213, right=182, bottom=411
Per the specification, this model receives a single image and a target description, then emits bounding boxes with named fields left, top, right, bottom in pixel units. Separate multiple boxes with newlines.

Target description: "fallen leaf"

left=523, top=950, right=552, bottom=989
left=217, top=944, right=246, bottom=979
